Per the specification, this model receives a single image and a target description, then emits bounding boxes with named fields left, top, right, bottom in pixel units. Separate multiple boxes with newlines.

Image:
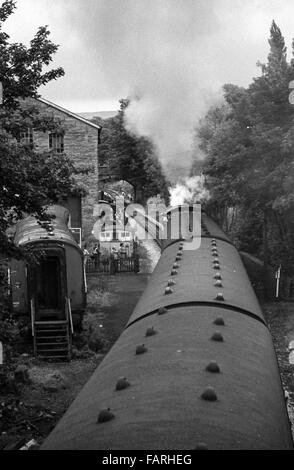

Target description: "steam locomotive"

left=41, top=206, right=293, bottom=449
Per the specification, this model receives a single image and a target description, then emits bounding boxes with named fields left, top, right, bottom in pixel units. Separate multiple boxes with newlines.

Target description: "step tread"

left=36, top=342, right=69, bottom=346
left=35, top=329, right=68, bottom=333
left=37, top=355, right=70, bottom=360
left=37, top=348, right=69, bottom=356
left=35, top=334, right=68, bottom=339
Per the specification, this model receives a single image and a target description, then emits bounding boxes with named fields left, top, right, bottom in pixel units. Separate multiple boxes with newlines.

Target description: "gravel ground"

left=0, top=355, right=103, bottom=450
left=262, top=301, right=294, bottom=439
left=0, top=272, right=150, bottom=449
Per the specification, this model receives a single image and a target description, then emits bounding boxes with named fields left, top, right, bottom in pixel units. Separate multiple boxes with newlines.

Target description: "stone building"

left=20, top=97, right=102, bottom=241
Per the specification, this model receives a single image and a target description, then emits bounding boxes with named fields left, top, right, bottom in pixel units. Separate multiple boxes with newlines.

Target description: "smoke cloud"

left=6, top=0, right=294, bottom=178
left=73, top=0, right=224, bottom=178
left=169, top=175, right=210, bottom=207
left=113, top=0, right=224, bottom=177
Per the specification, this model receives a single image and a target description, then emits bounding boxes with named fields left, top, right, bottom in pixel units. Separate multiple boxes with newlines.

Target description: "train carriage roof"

left=14, top=206, right=80, bottom=249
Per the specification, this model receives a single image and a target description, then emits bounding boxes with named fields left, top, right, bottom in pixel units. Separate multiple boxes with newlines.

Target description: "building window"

left=49, top=132, right=64, bottom=154
left=19, top=127, right=34, bottom=145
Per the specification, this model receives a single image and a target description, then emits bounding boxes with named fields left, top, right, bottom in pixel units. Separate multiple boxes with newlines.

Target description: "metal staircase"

left=31, top=298, right=73, bottom=361
left=33, top=320, right=71, bottom=360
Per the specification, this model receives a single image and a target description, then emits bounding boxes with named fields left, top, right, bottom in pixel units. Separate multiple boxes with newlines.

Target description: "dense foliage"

left=197, top=21, right=294, bottom=291
left=92, top=99, right=170, bottom=204
left=0, top=0, right=81, bottom=259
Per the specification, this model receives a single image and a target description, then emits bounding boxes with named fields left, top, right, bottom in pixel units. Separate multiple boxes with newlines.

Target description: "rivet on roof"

left=165, top=287, right=173, bottom=295
left=178, top=245, right=183, bottom=251
left=175, top=255, right=182, bottom=261
left=97, top=408, right=115, bottom=423
left=215, top=293, right=225, bottom=301
left=206, top=361, right=220, bottom=373
left=212, top=259, right=219, bottom=264
left=201, top=386, right=218, bottom=401
left=136, top=344, right=148, bottom=355
left=115, top=377, right=130, bottom=391
left=158, top=307, right=167, bottom=315
left=214, top=280, right=223, bottom=288
left=211, top=332, right=224, bottom=342
left=195, top=443, right=208, bottom=450
left=173, top=262, right=179, bottom=269
left=213, top=264, right=220, bottom=270
left=214, top=273, right=222, bottom=280
left=214, top=317, right=225, bottom=326
left=167, top=279, right=175, bottom=286
left=146, top=326, right=157, bottom=337
left=171, top=269, right=178, bottom=276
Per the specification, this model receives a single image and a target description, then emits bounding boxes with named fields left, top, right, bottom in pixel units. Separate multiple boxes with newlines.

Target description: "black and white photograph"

left=1, top=0, right=294, bottom=453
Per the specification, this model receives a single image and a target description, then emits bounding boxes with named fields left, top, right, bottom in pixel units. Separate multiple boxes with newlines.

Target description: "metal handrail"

left=66, top=297, right=74, bottom=335
left=30, top=297, right=35, bottom=337
left=83, top=262, right=88, bottom=293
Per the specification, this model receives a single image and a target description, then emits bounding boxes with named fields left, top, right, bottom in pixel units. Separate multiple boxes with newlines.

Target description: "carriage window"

left=49, top=132, right=64, bottom=154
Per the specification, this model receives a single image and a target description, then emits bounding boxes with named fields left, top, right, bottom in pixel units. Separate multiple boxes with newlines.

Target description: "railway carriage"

left=10, top=205, right=86, bottom=359
left=41, top=206, right=293, bottom=449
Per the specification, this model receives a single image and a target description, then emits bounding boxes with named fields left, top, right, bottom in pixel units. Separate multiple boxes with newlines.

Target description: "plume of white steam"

left=169, top=175, right=210, bottom=207
left=18, top=0, right=224, bottom=176
left=88, top=0, right=224, bottom=177
left=9, top=0, right=292, bottom=179
left=124, top=74, right=222, bottom=178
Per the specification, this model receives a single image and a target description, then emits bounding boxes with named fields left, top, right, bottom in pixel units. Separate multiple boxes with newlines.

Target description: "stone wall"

left=22, top=98, right=100, bottom=241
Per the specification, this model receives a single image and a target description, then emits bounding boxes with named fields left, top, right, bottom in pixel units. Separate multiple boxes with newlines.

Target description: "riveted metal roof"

left=41, top=306, right=293, bottom=450
left=14, top=214, right=79, bottom=249
left=162, top=212, right=231, bottom=250
left=127, top=237, right=264, bottom=327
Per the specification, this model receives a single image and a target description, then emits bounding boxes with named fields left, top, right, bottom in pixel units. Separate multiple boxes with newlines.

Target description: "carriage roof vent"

left=97, top=408, right=115, bottom=423
left=115, top=377, right=130, bottom=391
left=201, top=387, right=218, bottom=401
left=206, top=361, right=220, bottom=373
left=211, top=332, right=224, bottom=342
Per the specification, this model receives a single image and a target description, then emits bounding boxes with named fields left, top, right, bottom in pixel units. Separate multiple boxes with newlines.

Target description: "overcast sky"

left=4, top=0, right=294, bottom=172
left=5, top=0, right=294, bottom=112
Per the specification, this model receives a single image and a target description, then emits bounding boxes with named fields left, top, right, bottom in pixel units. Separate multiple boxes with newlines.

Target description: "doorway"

left=29, top=252, right=66, bottom=320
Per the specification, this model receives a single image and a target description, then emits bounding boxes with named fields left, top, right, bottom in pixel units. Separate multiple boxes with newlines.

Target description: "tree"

left=92, top=99, right=170, bottom=203
left=0, top=0, right=82, bottom=258
left=0, top=1, right=64, bottom=109
left=196, top=21, right=294, bottom=295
